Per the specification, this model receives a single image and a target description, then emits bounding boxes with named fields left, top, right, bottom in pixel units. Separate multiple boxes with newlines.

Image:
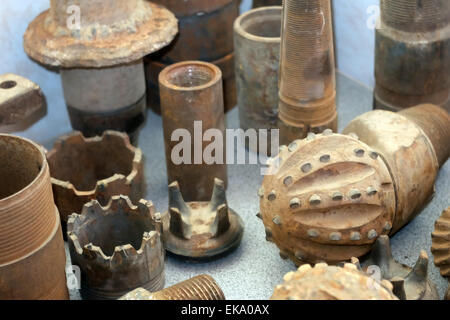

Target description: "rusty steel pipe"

left=24, top=0, right=178, bottom=140
left=146, top=0, right=239, bottom=113
left=374, top=0, right=450, bottom=112
left=277, top=0, right=337, bottom=145
left=160, top=61, right=227, bottom=202
left=259, top=104, right=450, bottom=264
left=121, top=275, right=226, bottom=300
left=0, top=135, right=68, bottom=300
left=234, top=6, right=282, bottom=154
left=253, top=0, right=282, bottom=8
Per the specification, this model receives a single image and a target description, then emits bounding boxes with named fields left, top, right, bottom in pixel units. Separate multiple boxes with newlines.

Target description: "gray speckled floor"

left=48, top=72, right=448, bottom=300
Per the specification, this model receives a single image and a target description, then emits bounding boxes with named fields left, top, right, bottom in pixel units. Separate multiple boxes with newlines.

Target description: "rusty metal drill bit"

left=431, top=206, right=450, bottom=278
left=163, top=178, right=244, bottom=259
left=120, top=275, right=225, bottom=300
left=277, top=0, right=338, bottom=145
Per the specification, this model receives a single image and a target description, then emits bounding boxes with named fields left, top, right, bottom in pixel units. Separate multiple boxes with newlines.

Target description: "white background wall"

left=0, top=0, right=379, bottom=140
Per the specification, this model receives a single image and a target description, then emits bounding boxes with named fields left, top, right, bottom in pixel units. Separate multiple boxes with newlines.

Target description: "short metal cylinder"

left=0, top=134, right=68, bottom=300
left=61, top=60, right=147, bottom=140
left=374, top=0, right=450, bottom=112
left=253, top=0, right=282, bottom=8
left=234, top=6, right=281, bottom=153
left=278, top=0, right=338, bottom=145
left=159, top=61, right=227, bottom=202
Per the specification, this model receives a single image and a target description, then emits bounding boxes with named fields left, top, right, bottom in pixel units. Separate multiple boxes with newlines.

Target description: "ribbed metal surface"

left=380, top=0, right=450, bottom=32
left=155, top=275, right=225, bottom=300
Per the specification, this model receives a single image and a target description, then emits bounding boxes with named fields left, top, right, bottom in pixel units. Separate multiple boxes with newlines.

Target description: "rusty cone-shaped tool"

left=234, top=6, right=282, bottom=154
left=374, top=0, right=450, bottom=112
left=47, top=131, right=145, bottom=233
left=160, top=61, right=227, bottom=202
left=146, top=0, right=239, bottom=113
left=24, top=0, right=178, bottom=140
left=260, top=104, right=450, bottom=264
left=271, top=262, right=398, bottom=300
left=0, top=134, right=68, bottom=300
left=163, top=179, right=244, bottom=259
left=0, top=73, right=46, bottom=133
left=253, top=0, right=282, bottom=8
left=120, top=275, right=225, bottom=300
left=277, top=0, right=337, bottom=145
left=361, top=236, right=438, bottom=300
left=431, top=206, right=450, bottom=278
left=68, top=195, right=165, bottom=300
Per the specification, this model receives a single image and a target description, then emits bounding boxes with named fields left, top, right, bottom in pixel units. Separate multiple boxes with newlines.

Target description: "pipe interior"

left=0, top=136, right=43, bottom=199
left=166, top=65, right=216, bottom=88
left=241, top=10, right=282, bottom=38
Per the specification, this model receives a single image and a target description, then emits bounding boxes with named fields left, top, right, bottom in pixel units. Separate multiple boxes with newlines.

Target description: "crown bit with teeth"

left=163, top=178, right=244, bottom=259
left=259, top=104, right=450, bottom=264
left=67, top=195, right=165, bottom=300
left=271, top=261, right=398, bottom=300
left=361, top=235, right=438, bottom=300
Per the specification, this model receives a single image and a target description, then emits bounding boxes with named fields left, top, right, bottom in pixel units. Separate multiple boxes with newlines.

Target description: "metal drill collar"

left=163, top=178, right=244, bottom=259
left=24, top=0, right=178, bottom=68
left=271, top=262, right=398, bottom=300
left=259, top=131, right=396, bottom=264
left=362, top=235, right=439, bottom=300
left=67, top=195, right=165, bottom=299
left=46, top=131, right=145, bottom=226
left=432, top=207, right=450, bottom=278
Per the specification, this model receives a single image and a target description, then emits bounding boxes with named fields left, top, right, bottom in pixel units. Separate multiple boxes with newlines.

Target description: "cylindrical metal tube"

left=160, top=61, right=227, bottom=202
left=234, top=6, right=281, bottom=153
left=0, top=134, right=68, bottom=300
left=146, top=0, right=239, bottom=113
left=61, top=60, right=146, bottom=142
left=277, top=0, right=337, bottom=145
left=374, top=0, right=450, bottom=112
left=121, top=275, right=226, bottom=300
left=253, top=0, right=282, bottom=8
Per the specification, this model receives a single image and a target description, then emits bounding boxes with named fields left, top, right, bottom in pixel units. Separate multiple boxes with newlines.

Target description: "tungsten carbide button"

left=24, top=0, right=178, bottom=140
left=320, top=155, right=331, bottom=163
left=309, top=194, right=321, bottom=205
left=271, top=262, right=398, bottom=300
left=120, top=275, right=225, bottom=300
left=367, top=229, right=378, bottom=240
left=163, top=178, right=244, bottom=259
left=362, top=235, right=439, bottom=300
left=290, top=198, right=301, bottom=209
left=67, top=196, right=165, bottom=300
left=301, top=163, right=312, bottom=173
left=350, top=232, right=361, bottom=241
left=307, top=229, right=319, bottom=238
left=332, top=192, right=343, bottom=201
left=349, top=189, right=362, bottom=199
left=366, top=187, right=378, bottom=196
left=329, top=232, right=342, bottom=241
left=273, top=216, right=282, bottom=226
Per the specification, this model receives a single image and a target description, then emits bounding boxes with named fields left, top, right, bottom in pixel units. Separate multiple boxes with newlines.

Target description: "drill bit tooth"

left=111, top=245, right=138, bottom=266
left=211, top=204, right=231, bottom=237
left=405, top=251, right=429, bottom=287
left=141, top=231, right=159, bottom=249
left=210, top=178, right=228, bottom=211
left=368, top=235, right=395, bottom=276
left=390, top=276, right=407, bottom=300
left=168, top=181, right=190, bottom=216
left=169, top=207, right=189, bottom=240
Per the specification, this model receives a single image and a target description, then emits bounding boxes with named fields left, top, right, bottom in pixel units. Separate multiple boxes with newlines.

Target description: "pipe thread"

left=153, top=275, right=225, bottom=300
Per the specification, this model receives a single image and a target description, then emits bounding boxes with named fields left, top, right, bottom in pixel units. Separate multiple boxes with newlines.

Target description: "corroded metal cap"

left=120, top=275, right=225, bottom=300
left=431, top=207, right=450, bottom=278
left=271, top=262, right=398, bottom=300
left=24, top=0, right=178, bottom=68
left=163, top=178, right=244, bottom=259
left=68, top=195, right=165, bottom=300
left=362, top=235, right=438, bottom=300
left=46, top=131, right=145, bottom=230
left=260, top=131, right=396, bottom=264
left=0, top=74, right=46, bottom=133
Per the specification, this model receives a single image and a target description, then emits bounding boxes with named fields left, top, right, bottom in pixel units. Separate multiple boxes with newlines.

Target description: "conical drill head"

left=260, top=132, right=396, bottom=264
left=362, top=235, right=439, bottom=300
left=163, top=178, right=244, bottom=259
left=431, top=207, right=450, bottom=278
left=271, top=262, right=398, bottom=300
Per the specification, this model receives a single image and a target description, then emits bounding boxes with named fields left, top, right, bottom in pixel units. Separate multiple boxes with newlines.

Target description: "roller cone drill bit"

left=362, top=236, right=438, bottom=300
left=163, top=178, right=244, bottom=259
left=271, top=262, right=398, bottom=300
left=68, top=195, right=165, bottom=300
left=259, top=104, right=450, bottom=264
